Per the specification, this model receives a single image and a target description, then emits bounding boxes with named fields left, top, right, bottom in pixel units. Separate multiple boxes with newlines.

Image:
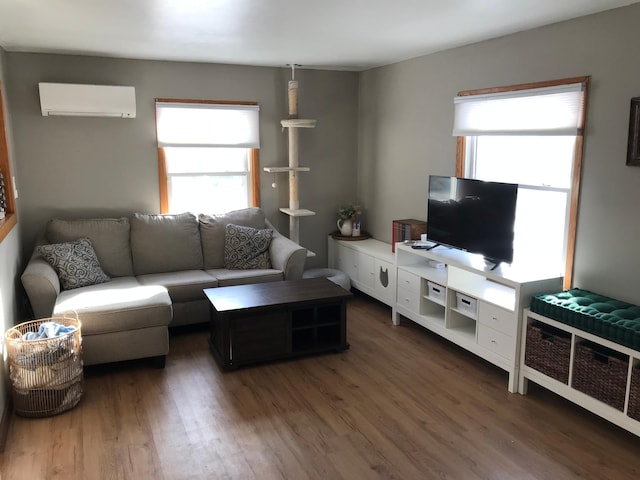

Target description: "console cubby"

left=520, top=309, right=640, bottom=437
left=394, top=243, right=563, bottom=393
left=572, top=339, right=629, bottom=411
left=524, top=321, right=571, bottom=384
left=629, top=360, right=640, bottom=422
left=419, top=300, right=446, bottom=327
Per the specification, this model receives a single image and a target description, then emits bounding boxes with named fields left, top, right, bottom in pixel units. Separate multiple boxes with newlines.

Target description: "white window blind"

left=156, top=102, right=260, bottom=148
left=452, top=83, right=585, bottom=136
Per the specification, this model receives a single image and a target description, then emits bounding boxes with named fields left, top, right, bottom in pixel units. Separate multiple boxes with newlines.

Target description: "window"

left=468, top=135, right=574, bottom=272
left=155, top=100, right=261, bottom=214
left=454, top=77, right=589, bottom=288
left=0, top=82, right=16, bottom=243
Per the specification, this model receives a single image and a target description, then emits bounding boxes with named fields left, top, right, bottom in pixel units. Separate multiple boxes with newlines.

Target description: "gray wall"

left=358, top=4, right=640, bottom=303
left=7, top=4, right=640, bottom=309
left=5, top=55, right=359, bottom=267
left=0, top=47, right=22, bottom=422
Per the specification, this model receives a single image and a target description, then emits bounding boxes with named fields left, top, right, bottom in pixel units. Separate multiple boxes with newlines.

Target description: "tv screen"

left=427, top=176, right=518, bottom=264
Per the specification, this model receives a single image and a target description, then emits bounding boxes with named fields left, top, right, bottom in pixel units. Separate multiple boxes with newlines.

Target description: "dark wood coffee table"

left=204, top=277, right=352, bottom=370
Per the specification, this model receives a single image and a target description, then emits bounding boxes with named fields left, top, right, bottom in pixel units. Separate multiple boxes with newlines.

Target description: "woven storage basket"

left=628, top=365, right=640, bottom=421
left=572, top=340, right=628, bottom=411
left=524, top=322, right=571, bottom=384
left=5, top=312, right=83, bottom=418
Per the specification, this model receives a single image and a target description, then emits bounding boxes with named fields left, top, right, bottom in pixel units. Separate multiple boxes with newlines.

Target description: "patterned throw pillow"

left=36, top=238, right=111, bottom=290
left=223, top=224, right=273, bottom=270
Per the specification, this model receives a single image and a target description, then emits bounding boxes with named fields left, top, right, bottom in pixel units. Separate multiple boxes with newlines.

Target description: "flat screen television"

left=427, top=176, right=518, bottom=266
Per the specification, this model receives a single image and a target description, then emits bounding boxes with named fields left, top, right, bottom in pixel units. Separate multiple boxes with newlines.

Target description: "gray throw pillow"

left=36, top=238, right=110, bottom=290
left=199, top=208, right=267, bottom=268
left=46, top=217, right=134, bottom=277
left=223, top=224, right=273, bottom=270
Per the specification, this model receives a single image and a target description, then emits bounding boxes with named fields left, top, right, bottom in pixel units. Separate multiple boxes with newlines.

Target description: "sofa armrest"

left=266, top=220, right=307, bottom=280
left=21, top=254, right=60, bottom=318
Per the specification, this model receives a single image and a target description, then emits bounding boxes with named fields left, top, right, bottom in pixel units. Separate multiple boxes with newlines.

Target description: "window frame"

left=0, top=81, right=17, bottom=243
left=155, top=98, right=261, bottom=214
left=455, top=76, right=589, bottom=289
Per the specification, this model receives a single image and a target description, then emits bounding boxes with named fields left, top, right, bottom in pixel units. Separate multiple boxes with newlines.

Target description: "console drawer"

left=397, top=286, right=420, bottom=313
left=397, top=269, right=420, bottom=294
left=478, top=324, right=512, bottom=360
left=478, top=302, right=516, bottom=337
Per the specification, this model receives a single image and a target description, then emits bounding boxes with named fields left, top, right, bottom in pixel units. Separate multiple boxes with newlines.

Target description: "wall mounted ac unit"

left=38, top=83, right=136, bottom=118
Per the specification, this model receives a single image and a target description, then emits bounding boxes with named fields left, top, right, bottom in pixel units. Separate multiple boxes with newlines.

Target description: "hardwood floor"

left=2, top=292, right=640, bottom=479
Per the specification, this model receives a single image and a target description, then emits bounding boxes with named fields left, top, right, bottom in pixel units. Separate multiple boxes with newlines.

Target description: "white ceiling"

left=0, top=0, right=638, bottom=71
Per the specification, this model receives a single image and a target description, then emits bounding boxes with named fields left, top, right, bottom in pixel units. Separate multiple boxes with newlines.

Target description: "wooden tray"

left=331, top=230, right=371, bottom=241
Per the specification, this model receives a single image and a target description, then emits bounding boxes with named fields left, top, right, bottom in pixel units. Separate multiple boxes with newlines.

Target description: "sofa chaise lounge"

left=21, top=208, right=307, bottom=367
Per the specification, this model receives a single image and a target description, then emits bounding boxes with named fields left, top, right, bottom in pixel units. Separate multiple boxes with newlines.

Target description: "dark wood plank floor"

left=2, top=292, right=639, bottom=479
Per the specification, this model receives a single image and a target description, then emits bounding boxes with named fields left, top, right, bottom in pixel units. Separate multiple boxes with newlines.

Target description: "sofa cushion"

left=207, top=268, right=283, bottom=286
left=137, top=270, right=218, bottom=303
left=130, top=212, right=204, bottom=275
left=46, top=217, right=134, bottom=277
left=199, top=208, right=267, bottom=268
left=37, top=238, right=111, bottom=290
left=224, top=224, right=273, bottom=270
left=53, top=277, right=172, bottom=335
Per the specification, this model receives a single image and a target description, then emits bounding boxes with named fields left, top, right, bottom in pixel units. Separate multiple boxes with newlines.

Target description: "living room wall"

left=0, top=47, right=22, bottom=429
left=5, top=55, right=358, bottom=269
left=358, top=4, right=640, bottom=304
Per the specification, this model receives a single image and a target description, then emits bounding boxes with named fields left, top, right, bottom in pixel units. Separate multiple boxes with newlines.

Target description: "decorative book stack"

left=391, top=219, right=427, bottom=252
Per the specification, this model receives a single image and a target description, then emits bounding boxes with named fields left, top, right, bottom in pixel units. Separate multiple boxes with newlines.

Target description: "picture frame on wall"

left=627, top=97, right=640, bottom=166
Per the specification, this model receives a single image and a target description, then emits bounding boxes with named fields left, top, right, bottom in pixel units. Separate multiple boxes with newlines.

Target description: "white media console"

left=329, top=236, right=563, bottom=392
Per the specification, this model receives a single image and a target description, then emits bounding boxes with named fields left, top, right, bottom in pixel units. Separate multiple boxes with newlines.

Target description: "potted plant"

left=337, top=204, right=362, bottom=236
left=337, top=204, right=362, bottom=220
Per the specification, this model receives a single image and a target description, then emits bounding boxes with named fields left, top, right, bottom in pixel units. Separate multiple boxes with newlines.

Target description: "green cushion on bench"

left=530, top=288, right=640, bottom=351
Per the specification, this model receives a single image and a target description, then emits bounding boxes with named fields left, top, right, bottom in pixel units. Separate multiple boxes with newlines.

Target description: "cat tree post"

left=288, top=124, right=300, bottom=242
left=264, top=64, right=316, bottom=253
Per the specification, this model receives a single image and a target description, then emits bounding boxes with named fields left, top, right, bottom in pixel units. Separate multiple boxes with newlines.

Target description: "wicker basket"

left=524, top=322, right=571, bottom=384
left=5, top=312, right=83, bottom=417
left=572, top=340, right=628, bottom=411
left=628, top=365, right=640, bottom=421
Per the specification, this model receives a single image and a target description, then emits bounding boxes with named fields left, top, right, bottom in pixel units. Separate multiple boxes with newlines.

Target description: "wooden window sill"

left=0, top=213, right=17, bottom=244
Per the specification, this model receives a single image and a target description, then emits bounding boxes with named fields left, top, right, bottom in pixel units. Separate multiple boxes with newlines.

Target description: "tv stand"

left=394, top=243, right=562, bottom=392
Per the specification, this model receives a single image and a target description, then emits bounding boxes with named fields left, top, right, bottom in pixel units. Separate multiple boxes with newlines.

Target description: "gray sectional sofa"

left=20, top=208, right=307, bottom=367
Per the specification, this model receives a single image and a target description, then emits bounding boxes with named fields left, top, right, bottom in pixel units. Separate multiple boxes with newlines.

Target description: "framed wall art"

left=627, top=97, right=640, bottom=166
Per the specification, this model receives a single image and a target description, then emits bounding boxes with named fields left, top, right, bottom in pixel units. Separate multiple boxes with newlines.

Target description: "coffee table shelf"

left=291, top=304, right=344, bottom=353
